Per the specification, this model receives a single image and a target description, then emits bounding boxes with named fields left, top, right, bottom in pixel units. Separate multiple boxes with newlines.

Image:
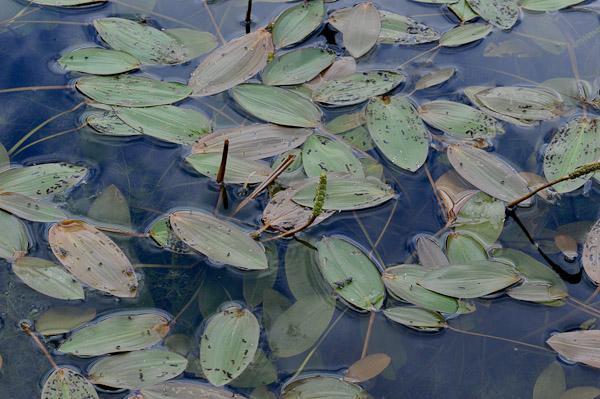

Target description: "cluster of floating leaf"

left=4, top=0, right=600, bottom=398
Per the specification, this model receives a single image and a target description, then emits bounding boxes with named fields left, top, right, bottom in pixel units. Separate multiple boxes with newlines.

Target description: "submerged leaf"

left=231, top=84, right=322, bottom=128
left=13, top=257, right=84, bottom=300
left=88, top=349, right=187, bottom=389
left=48, top=220, right=138, bottom=298
left=317, top=236, right=385, bottom=311
left=416, top=235, right=450, bottom=269
left=272, top=0, right=325, bottom=49
left=76, top=75, right=192, bottom=107
left=58, top=309, right=170, bottom=356
left=200, top=306, right=260, bottom=386
left=170, top=210, right=268, bottom=270
left=42, top=368, right=98, bottom=399
left=366, top=96, right=429, bottom=172
left=189, top=29, right=273, bottom=97
left=547, top=330, right=600, bottom=368
left=313, top=71, right=405, bottom=106
left=58, top=48, right=140, bottom=75
left=453, top=191, right=505, bottom=246
left=532, top=362, right=565, bottom=399
left=36, top=306, right=96, bottom=336
left=445, top=233, right=488, bottom=264
left=282, top=376, right=368, bottom=398
left=414, top=68, right=455, bottom=91
left=344, top=353, right=391, bottom=383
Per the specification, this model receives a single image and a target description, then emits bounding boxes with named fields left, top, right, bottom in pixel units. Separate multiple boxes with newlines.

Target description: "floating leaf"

left=189, top=29, right=273, bottom=96
left=115, top=106, right=211, bottom=146
left=36, top=307, right=96, bottom=336
left=272, top=0, right=325, bottom=49
left=76, top=76, right=192, bottom=107
left=87, top=110, right=143, bottom=136
left=88, top=349, right=187, bottom=389
left=419, top=261, right=521, bottom=298
left=335, top=3, right=381, bottom=58
left=282, top=376, right=368, bottom=398
left=446, top=233, right=488, bottom=264
left=447, top=144, right=531, bottom=204
left=541, top=78, right=592, bottom=107
left=148, top=217, right=191, bottom=254
left=547, top=330, right=600, bottom=368
left=583, top=219, right=600, bottom=285
left=58, top=309, right=170, bottom=356
left=383, top=265, right=459, bottom=313
left=0, top=192, right=66, bottom=222
left=449, top=0, right=479, bottom=22
left=543, top=117, right=600, bottom=193
left=304, top=56, right=357, bottom=91
left=475, top=86, right=563, bottom=121
left=164, top=28, right=217, bottom=60
left=416, top=235, right=450, bottom=269
left=13, top=257, right=84, bottom=300
left=383, top=307, right=446, bottom=331
left=379, top=11, right=440, bottom=45
left=186, top=153, right=273, bottom=184
left=419, top=100, right=504, bottom=139
left=366, top=96, right=429, bottom=172
left=466, top=0, right=519, bottom=30
left=520, top=0, right=585, bottom=11
left=231, top=84, right=322, bottom=128
left=200, top=306, right=260, bottom=386
left=454, top=192, right=505, bottom=246
left=411, top=0, right=459, bottom=3
left=560, top=387, right=600, bottom=399
left=58, top=48, right=140, bottom=75
left=0, top=163, right=87, bottom=199
left=141, top=380, right=246, bottom=399
left=415, top=68, right=455, bottom=91
left=532, top=362, right=565, bottom=399
left=33, top=0, right=105, bottom=5
left=313, top=71, right=405, bottom=106
left=94, top=18, right=188, bottom=65
left=262, top=188, right=333, bottom=233
left=262, top=48, right=335, bottom=86
left=268, top=296, right=334, bottom=358
left=344, top=353, right=391, bottom=383
left=302, top=135, right=364, bottom=178
left=48, top=220, right=138, bottom=298
left=192, top=124, right=310, bottom=160
left=325, top=111, right=366, bottom=135
left=42, top=368, right=98, bottom=399
left=0, top=210, right=28, bottom=261
left=170, top=210, right=268, bottom=270
left=464, top=86, right=538, bottom=126
left=317, top=237, right=385, bottom=311
left=439, top=23, right=493, bottom=47
left=293, top=176, right=394, bottom=211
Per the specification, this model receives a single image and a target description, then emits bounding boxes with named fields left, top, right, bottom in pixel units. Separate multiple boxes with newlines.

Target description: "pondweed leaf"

left=41, top=367, right=98, bottom=399
left=418, top=100, right=504, bottom=139
left=344, top=353, right=391, bottom=383
left=317, top=236, right=385, bottom=311
left=466, top=0, right=519, bottom=30
left=186, top=153, right=273, bottom=184
left=87, top=184, right=131, bottom=228
left=541, top=78, right=592, bottom=107
left=440, top=23, right=493, bottom=47
left=141, top=380, right=247, bottom=399
left=453, top=191, right=505, bottom=246
left=325, top=111, right=366, bottom=134
left=262, top=188, right=333, bottom=233
left=0, top=163, right=87, bottom=199
left=189, top=29, right=273, bottom=97
left=272, top=0, right=325, bottom=49
left=33, top=0, right=105, bottom=5
left=0, top=210, right=28, bottom=261
left=48, top=220, right=138, bottom=298
left=447, top=144, right=531, bottom=204
left=0, top=192, right=66, bottom=222
left=304, top=56, right=357, bottom=92
left=169, top=210, right=268, bottom=270
left=148, top=217, right=191, bottom=254
left=313, top=71, right=405, bottom=106
left=231, top=84, right=322, bottom=128
left=282, top=375, right=368, bottom=398
left=412, top=0, right=459, bottom=3
left=58, top=48, right=140, bottom=75
left=547, top=330, right=600, bottom=369
left=58, top=309, right=170, bottom=356
left=414, top=68, right=455, bottom=91
left=464, top=86, right=538, bottom=126
left=292, top=176, right=395, bottom=211
left=36, top=306, right=96, bottom=336
left=332, top=3, right=381, bottom=58
left=285, top=240, right=332, bottom=301
left=200, top=306, right=260, bottom=386
left=383, top=306, right=447, bottom=331
left=12, top=257, right=84, bottom=300
left=86, top=110, right=143, bottom=136
left=475, top=86, right=563, bottom=121
left=383, top=265, right=459, bottom=313
left=88, top=349, right=187, bottom=389
left=76, top=75, right=192, bottom=107
left=262, top=48, right=336, bottom=86
left=379, top=11, right=440, bottom=45
left=192, top=124, right=311, bottom=160
left=419, top=261, right=521, bottom=298
left=449, top=0, right=479, bottom=21
left=366, top=96, right=430, bottom=172
left=583, top=219, right=600, bottom=285
left=532, top=362, right=565, bottom=399
left=94, top=17, right=190, bottom=65
left=302, top=134, right=364, bottom=178
left=115, top=105, right=211, bottom=146
left=543, top=117, right=600, bottom=193
left=520, top=0, right=585, bottom=11
left=163, top=28, right=218, bottom=60
left=416, top=235, right=450, bottom=269
left=559, top=387, right=600, bottom=399
left=445, top=233, right=488, bottom=264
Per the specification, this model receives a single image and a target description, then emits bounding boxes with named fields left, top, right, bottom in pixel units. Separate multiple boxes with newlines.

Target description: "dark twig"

left=216, top=139, right=230, bottom=210
left=245, top=0, right=253, bottom=34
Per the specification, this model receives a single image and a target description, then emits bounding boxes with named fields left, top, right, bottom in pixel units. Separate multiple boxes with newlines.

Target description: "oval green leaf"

left=282, top=376, right=368, bottom=399
left=13, top=257, right=84, bottom=300
left=419, top=100, right=504, bottom=139
left=262, top=48, right=335, bottom=86
left=186, top=153, right=273, bottom=184
left=302, top=134, right=364, bottom=178
left=273, top=0, right=325, bottom=49
left=466, top=0, right=519, bottom=30
left=383, top=306, right=447, bottom=331
left=58, top=48, right=140, bottom=75
left=313, top=71, right=405, bottom=106
left=440, top=23, right=493, bottom=47
left=42, top=368, right=98, bottom=399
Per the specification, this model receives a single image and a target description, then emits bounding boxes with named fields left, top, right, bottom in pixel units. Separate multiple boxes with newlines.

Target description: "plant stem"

left=447, top=325, right=552, bottom=353
left=202, top=0, right=226, bottom=44
left=11, top=123, right=86, bottom=157
left=245, top=0, right=253, bottom=33
left=0, top=85, right=70, bottom=94
left=216, top=139, right=229, bottom=184
left=20, top=322, right=58, bottom=370
left=361, top=310, right=376, bottom=359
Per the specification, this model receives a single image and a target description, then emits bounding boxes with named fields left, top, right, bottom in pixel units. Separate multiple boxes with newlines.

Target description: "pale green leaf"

left=141, top=380, right=246, bottom=399
left=312, top=71, right=405, bottom=106
left=58, top=48, right=140, bottom=75
left=0, top=210, right=28, bottom=261
left=0, top=163, right=87, bottom=199
left=302, top=135, right=364, bottom=178
left=466, top=0, right=519, bottom=29
left=383, top=306, right=447, bottom=331
left=272, top=0, right=325, bottom=48
left=520, top=0, right=585, bottom=11
left=0, top=192, right=66, bottom=222
left=186, top=153, right=273, bottom=184
left=282, top=376, right=368, bottom=398
left=379, top=11, right=440, bottom=45
left=440, top=23, right=493, bottom=47
left=42, top=368, right=98, bottom=399
left=13, top=257, right=84, bottom=300
left=262, top=48, right=335, bottom=86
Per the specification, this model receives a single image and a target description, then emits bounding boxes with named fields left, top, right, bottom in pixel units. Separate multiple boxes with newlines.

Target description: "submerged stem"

left=447, top=325, right=552, bottom=354
left=11, top=123, right=86, bottom=157
left=202, top=0, right=226, bottom=44
left=0, top=85, right=70, bottom=95
left=20, top=322, right=58, bottom=370
left=361, top=310, right=376, bottom=359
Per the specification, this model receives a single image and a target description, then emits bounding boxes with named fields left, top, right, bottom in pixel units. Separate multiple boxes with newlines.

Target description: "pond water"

left=0, top=0, right=600, bottom=398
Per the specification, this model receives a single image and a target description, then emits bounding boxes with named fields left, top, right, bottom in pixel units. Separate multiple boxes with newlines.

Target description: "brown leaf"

left=344, top=353, right=391, bottom=383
